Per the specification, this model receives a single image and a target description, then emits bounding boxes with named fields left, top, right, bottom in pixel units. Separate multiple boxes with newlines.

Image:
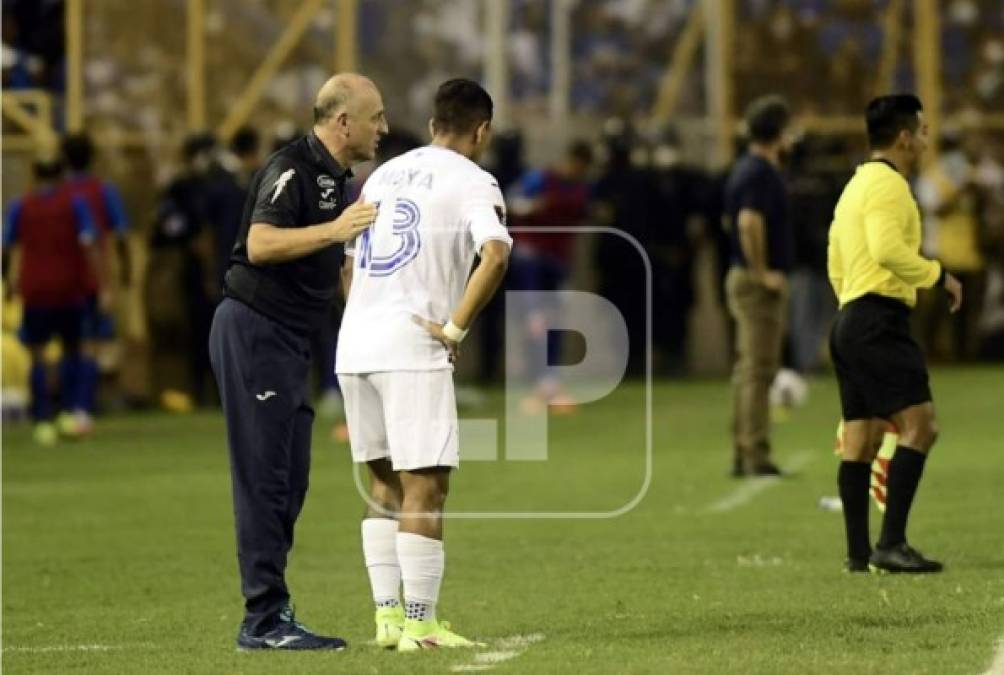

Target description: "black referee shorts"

left=830, top=293, right=932, bottom=421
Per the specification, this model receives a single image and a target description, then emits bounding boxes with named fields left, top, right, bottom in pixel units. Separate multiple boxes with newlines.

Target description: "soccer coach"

left=828, top=95, right=962, bottom=574
left=209, top=73, right=387, bottom=650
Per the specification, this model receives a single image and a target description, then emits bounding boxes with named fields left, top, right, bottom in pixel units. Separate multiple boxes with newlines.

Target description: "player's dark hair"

left=432, top=78, right=493, bottom=136
left=567, top=139, right=594, bottom=165
left=33, top=157, right=63, bottom=181
left=745, top=95, right=790, bottom=143
left=183, top=132, right=217, bottom=162
left=61, top=133, right=93, bottom=172
left=866, top=95, right=923, bottom=149
left=230, top=126, right=260, bottom=157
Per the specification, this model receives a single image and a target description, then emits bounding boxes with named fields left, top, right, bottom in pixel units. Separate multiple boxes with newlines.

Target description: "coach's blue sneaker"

left=237, top=606, right=347, bottom=651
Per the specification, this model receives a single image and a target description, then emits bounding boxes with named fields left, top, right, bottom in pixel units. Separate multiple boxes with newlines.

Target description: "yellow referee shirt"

left=827, top=160, right=941, bottom=308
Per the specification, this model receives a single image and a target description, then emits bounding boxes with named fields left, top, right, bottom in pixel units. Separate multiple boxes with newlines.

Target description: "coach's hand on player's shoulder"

left=412, top=316, right=460, bottom=364
left=943, top=272, right=963, bottom=313
left=327, top=199, right=377, bottom=242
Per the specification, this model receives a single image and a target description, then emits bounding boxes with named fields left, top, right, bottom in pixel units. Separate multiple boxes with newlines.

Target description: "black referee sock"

left=838, top=461, right=873, bottom=561
left=878, top=446, right=928, bottom=550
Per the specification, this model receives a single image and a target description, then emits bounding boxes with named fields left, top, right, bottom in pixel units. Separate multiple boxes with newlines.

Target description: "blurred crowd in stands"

left=358, top=0, right=1004, bottom=121
left=5, top=1, right=1002, bottom=135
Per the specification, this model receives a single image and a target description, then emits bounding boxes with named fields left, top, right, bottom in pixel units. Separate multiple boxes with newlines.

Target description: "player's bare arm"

left=247, top=199, right=376, bottom=264
left=450, top=239, right=510, bottom=329
left=415, top=239, right=510, bottom=361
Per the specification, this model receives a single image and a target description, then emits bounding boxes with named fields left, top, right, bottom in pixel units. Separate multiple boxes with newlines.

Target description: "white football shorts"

left=337, top=369, right=459, bottom=471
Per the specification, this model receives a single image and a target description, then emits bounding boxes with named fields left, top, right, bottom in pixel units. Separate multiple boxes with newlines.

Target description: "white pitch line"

left=4, top=644, right=124, bottom=654
left=705, top=451, right=815, bottom=513
left=494, top=634, right=545, bottom=650
left=451, top=633, right=544, bottom=673
left=983, top=635, right=1004, bottom=675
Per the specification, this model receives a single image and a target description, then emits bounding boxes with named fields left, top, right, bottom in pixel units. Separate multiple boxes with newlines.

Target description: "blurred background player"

left=723, top=95, right=795, bottom=477
left=507, top=138, right=593, bottom=413
left=591, top=122, right=651, bottom=378
left=61, top=132, right=131, bottom=432
left=338, top=78, right=511, bottom=651
left=915, top=129, right=988, bottom=361
left=786, top=136, right=847, bottom=374
left=828, top=95, right=963, bottom=574
left=2, top=150, right=102, bottom=445
left=648, top=130, right=704, bottom=377
left=206, top=126, right=262, bottom=297
left=146, top=133, right=218, bottom=409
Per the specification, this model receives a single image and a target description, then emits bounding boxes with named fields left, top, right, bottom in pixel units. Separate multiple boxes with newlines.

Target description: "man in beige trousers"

left=723, top=95, right=795, bottom=476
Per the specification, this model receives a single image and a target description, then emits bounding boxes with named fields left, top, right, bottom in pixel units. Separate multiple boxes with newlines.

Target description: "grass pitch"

left=3, top=368, right=1003, bottom=674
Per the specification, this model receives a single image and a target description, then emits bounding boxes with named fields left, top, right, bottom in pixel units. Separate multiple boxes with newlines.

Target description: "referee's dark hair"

left=745, top=95, right=790, bottom=144
left=865, top=94, right=923, bottom=149
left=432, top=78, right=493, bottom=135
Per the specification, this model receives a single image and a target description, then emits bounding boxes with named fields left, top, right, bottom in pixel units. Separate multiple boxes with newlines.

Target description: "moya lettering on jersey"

left=377, top=167, right=435, bottom=190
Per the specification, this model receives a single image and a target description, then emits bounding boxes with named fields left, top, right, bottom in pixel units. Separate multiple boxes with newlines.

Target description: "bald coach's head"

left=313, top=73, right=388, bottom=166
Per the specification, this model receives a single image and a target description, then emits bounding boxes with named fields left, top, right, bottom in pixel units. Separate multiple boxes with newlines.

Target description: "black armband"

left=937, top=264, right=947, bottom=288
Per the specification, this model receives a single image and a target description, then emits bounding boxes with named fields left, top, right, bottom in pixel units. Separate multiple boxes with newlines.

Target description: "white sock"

left=397, top=532, right=444, bottom=622
left=361, top=518, right=401, bottom=607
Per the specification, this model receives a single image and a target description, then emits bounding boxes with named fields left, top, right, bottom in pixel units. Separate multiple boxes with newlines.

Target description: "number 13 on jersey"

left=357, top=197, right=422, bottom=277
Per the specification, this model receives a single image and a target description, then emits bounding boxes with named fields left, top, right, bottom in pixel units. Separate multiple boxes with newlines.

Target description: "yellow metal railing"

left=3, top=0, right=1000, bottom=159
left=2, top=90, right=57, bottom=151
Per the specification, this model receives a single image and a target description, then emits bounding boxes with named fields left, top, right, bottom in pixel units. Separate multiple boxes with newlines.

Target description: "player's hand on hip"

left=943, top=272, right=963, bottom=313
left=412, top=315, right=460, bottom=363
left=328, top=200, right=377, bottom=242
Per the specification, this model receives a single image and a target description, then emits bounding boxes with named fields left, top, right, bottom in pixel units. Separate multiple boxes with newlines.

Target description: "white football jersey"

left=336, top=145, right=512, bottom=373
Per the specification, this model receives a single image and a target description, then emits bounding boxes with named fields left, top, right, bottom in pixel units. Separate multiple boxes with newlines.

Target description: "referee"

left=209, top=73, right=386, bottom=649
left=828, top=95, right=962, bottom=574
